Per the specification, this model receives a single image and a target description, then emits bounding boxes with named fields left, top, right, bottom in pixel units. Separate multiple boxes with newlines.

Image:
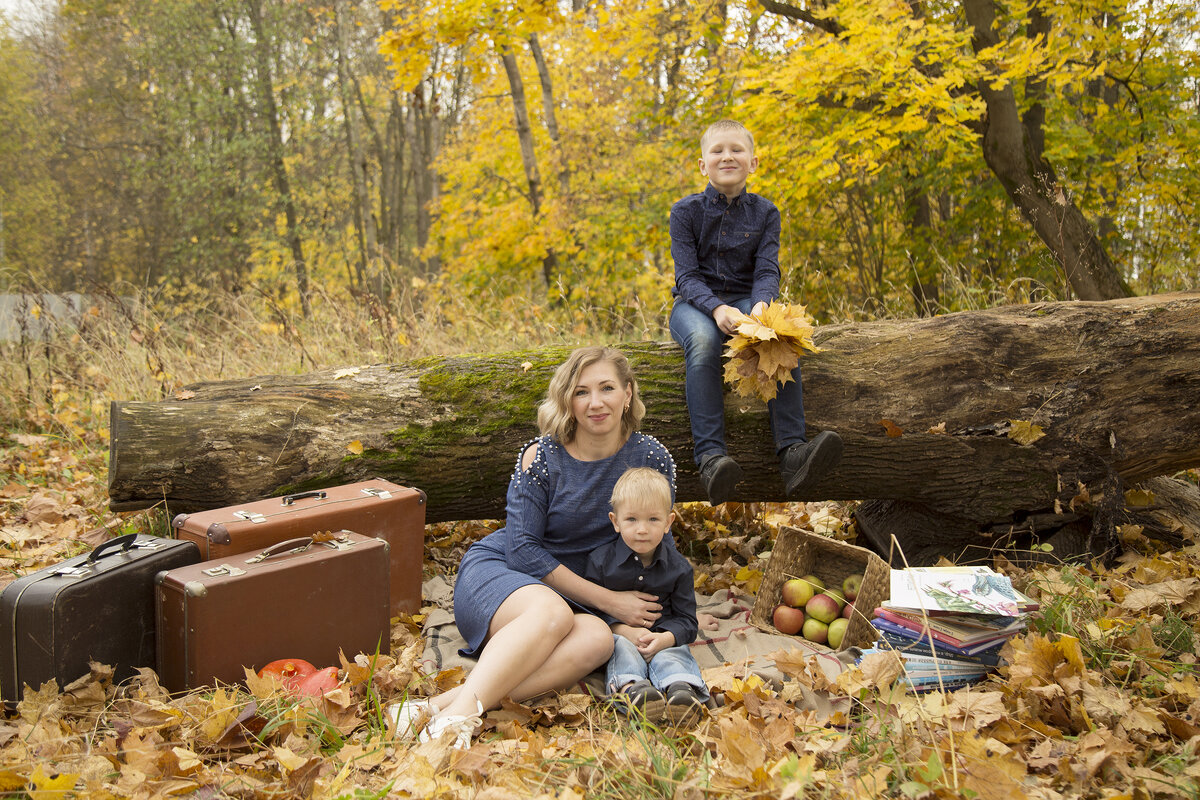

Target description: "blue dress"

left=453, top=432, right=677, bottom=656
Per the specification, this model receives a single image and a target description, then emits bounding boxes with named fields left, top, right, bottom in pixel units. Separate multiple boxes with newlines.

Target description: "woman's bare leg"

left=432, top=584, right=613, bottom=718
left=502, top=612, right=613, bottom=702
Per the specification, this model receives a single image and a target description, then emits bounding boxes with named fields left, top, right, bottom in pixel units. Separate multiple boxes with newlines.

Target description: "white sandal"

left=419, top=700, right=485, bottom=749
left=387, top=696, right=436, bottom=738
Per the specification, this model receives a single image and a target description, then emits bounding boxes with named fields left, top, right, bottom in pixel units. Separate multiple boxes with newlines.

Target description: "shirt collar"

left=704, top=183, right=752, bottom=207
left=613, top=537, right=665, bottom=569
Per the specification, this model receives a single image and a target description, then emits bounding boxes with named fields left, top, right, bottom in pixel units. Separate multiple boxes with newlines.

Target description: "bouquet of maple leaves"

left=723, top=301, right=820, bottom=402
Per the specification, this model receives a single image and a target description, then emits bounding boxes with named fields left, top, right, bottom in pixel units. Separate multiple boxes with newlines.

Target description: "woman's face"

left=570, top=359, right=632, bottom=440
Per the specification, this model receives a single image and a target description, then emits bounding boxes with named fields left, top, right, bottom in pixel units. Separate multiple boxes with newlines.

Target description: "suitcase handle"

left=245, top=537, right=314, bottom=563
left=281, top=490, right=327, bottom=506
left=87, top=533, right=138, bottom=562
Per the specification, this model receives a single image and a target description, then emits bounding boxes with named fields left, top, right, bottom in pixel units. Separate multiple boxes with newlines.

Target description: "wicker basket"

left=749, top=525, right=890, bottom=651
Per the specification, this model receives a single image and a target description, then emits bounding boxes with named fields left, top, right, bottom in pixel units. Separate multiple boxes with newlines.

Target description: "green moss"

left=276, top=343, right=685, bottom=499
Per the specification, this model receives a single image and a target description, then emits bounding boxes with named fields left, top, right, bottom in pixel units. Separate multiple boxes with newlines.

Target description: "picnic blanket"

left=418, top=576, right=855, bottom=718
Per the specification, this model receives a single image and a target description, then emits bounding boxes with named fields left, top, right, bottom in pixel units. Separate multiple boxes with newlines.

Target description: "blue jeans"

left=669, top=296, right=808, bottom=464
left=606, top=635, right=709, bottom=699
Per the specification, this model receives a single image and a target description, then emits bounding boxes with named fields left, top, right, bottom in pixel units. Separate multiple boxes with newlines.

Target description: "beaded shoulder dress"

left=452, top=432, right=677, bottom=656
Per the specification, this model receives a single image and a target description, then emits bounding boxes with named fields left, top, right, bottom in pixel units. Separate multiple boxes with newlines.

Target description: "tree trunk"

left=109, top=295, right=1200, bottom=537
left=333, top=0, right=377, bottom=290
left=962, top=0, right=1131, bottom=302
left=498, top=43, right=559, bottom=287
left=247, top=0, right=310, bottom=316
left=527, top=34, right=569, bottom=198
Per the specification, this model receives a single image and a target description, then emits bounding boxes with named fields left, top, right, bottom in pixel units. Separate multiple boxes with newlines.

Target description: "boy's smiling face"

left=699, top=128, right=757, bottom=198
left=609, top=499, right=675, bottom=566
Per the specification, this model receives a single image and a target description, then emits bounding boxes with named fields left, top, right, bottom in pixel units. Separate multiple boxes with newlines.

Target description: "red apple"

left=781, top=578, right=815, bottom=608
left=827, top=618, right=850, bottom=649
left=806, top=592, right=841, bottom=624
left=841, top=601, right=854, bottom=620
left=773, top=603, right=806, bottom=635
left=802, top=617, right=829, bottom=644
left=841, top=574, right=863, bottom=602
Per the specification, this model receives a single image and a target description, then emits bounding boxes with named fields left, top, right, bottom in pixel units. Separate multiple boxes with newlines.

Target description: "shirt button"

left=638, top=576, right=644, bottom=581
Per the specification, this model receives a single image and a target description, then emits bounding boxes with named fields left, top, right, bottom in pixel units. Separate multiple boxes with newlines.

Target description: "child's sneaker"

left=664, top=681, right=706, bottom=724
left=781, top=431, right=843, bottom=497
left=609, top=679, right=666, bottom=720
left=699, top=454, right=744, bottom=505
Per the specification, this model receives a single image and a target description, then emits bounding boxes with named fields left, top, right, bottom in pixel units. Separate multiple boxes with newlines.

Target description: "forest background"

left=4, top=0, right=1200, bottom=356
left=3, top=1, right=1200, bottom=798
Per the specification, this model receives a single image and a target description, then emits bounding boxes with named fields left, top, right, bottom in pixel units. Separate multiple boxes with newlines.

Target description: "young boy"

left=584, top=467, right=708, bottom=721
left=669, top=118, right=843, bottom=505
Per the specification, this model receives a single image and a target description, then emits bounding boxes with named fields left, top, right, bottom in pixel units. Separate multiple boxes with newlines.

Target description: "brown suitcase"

left=0, top=534, right=200, bottom=704
left=155, top=532, right=390, bottom=693
left=171, top=479, right=425, bottom=615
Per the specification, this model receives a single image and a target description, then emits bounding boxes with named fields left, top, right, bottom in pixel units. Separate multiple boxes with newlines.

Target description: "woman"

left=392, top=346, right=677, bottom=746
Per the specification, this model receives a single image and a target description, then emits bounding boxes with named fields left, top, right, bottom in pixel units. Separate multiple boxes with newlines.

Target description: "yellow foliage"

left=723, top=302, right=820, bottom=402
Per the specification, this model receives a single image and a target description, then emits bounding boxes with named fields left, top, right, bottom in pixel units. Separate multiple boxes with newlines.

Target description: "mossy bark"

left=109, top=294, right=1200, bottom=532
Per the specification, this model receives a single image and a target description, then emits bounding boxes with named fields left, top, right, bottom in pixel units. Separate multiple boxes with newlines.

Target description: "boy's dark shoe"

left=664, top=681, right=706, bottom=724
left=610, top=679, right=666, bottom=720
left=781, top=431, right=844, bottom=497
left=699, top=453, right=744, bottom=505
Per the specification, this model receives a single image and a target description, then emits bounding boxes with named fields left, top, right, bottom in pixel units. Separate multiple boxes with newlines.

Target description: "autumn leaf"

left=1008, top=419, right=1046, bottom=445
left=333, top=367, right=361, bottom=379
left=1119, top=578, right=1199, bottom=612
left=723, top=302, right=820, bottom=402
left=346, top=439, right=364, bottom=455
left=880, top=419, right=904, bottom=437
left=26, top=765, right=79, bottom=800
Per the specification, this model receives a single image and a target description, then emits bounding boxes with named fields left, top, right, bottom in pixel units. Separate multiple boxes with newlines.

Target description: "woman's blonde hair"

left=537, top=346, right=645, bottom=444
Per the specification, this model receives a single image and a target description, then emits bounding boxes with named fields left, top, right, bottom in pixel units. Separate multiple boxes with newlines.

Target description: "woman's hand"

left=606, top=589, right=662, bottom=629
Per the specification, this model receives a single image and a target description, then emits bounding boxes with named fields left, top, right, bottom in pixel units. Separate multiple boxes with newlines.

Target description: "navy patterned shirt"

left=670, top=183, right=782, bottom=317
left=584, top=537, right=699, bottom=648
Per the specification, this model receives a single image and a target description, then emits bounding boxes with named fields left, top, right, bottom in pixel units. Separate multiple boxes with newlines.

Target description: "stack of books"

left=865, top=566, right=1038, bottom=692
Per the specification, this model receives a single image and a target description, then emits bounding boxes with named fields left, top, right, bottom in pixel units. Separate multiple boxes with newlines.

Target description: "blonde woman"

left=391, top=346, right=677, bottom=746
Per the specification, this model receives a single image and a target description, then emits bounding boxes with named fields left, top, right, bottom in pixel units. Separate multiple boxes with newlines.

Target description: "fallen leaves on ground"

left=2, top=419, right=1199, bottom=798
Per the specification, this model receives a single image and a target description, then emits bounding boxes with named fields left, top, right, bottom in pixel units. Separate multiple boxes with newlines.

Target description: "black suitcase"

left=0, top=533, right=200, bottom=703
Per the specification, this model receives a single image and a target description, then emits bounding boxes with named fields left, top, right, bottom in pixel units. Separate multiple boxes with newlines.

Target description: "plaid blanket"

left=418, top=576, right=854, bottom=715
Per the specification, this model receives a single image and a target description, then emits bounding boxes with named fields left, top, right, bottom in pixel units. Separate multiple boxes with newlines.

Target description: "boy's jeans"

left=669, top=295, right=807, bottom=464
left=606, top=635, right=709, bottom=699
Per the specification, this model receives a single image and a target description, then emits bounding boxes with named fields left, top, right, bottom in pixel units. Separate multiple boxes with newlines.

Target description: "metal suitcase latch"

left=201, top=564, right=247, bottom=577
left=361, top=487, right=392, bottom=499
left=52, top=565, right=92, bottom=578
left=131, top=540, right=167, bottom=551
left=233, top=511, right=267, bottom=524
left=318, top=536, right=355, bottom=551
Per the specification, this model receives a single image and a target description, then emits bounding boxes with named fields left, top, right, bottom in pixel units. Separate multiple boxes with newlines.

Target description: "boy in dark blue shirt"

left=670, top=119, right=842, bottom=504
left=585, top=467, right=708, bottom=722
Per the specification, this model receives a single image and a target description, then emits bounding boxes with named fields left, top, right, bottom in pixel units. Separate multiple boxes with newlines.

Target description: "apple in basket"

left=773, top=603, right=806, bottom=635
left=781, top=578, right=816, bottom=608
left=806, top=593, right=842, bottom=625
left=802, top=618, right=829, bottom=644
left=827, top=618, right=851, bottom=649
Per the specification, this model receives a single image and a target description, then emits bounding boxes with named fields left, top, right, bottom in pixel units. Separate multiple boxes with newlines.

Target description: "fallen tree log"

left=109, top=294, right=1200, bottom=548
